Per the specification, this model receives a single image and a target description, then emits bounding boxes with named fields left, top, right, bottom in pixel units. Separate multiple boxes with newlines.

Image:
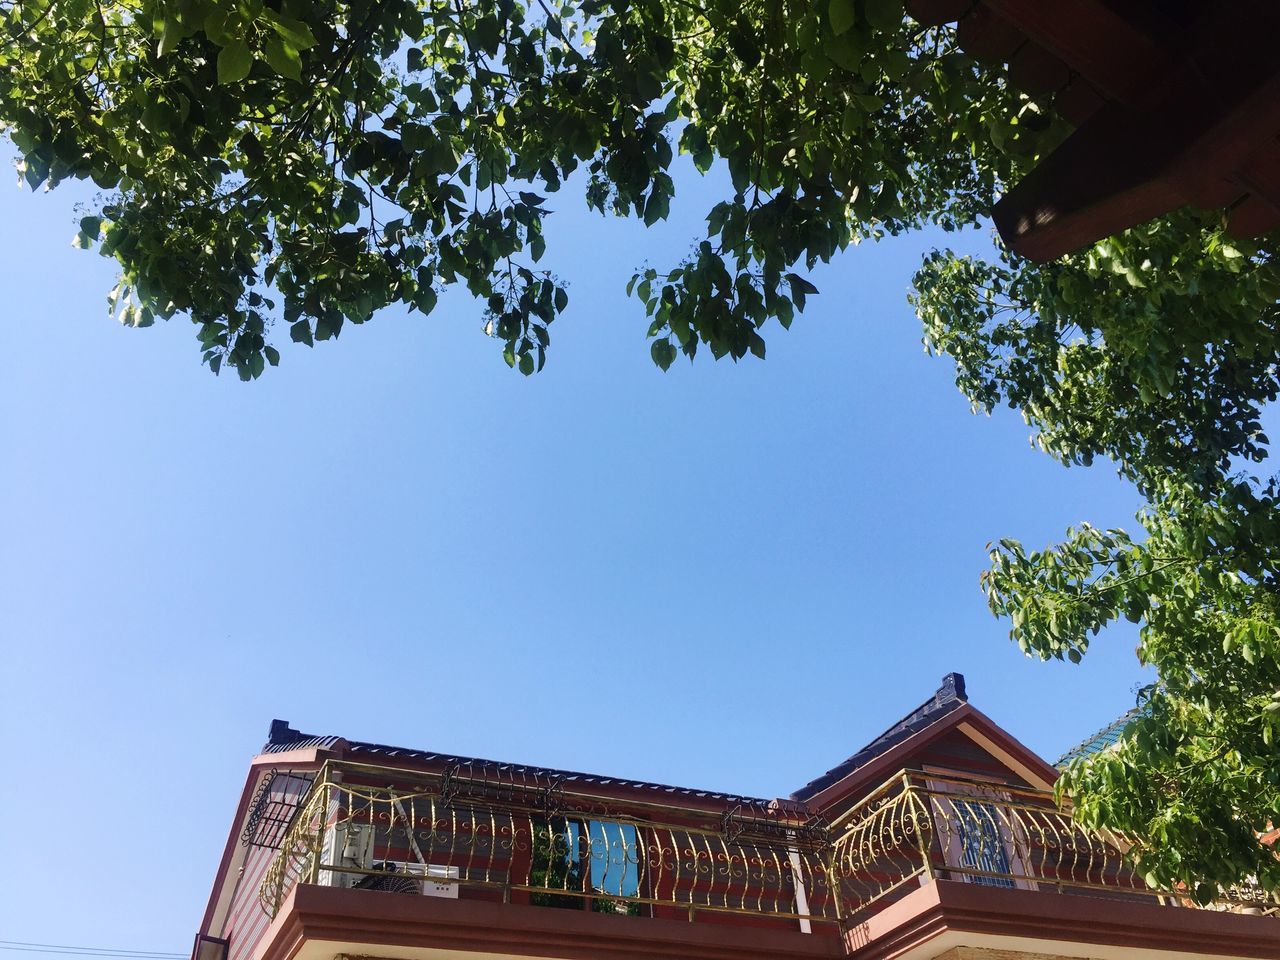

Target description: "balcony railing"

left=258, top=762, right=1278, bottom=929
left=259, top=760, right=839, bottom=925
left=828, top=770, right=1280, bottom=918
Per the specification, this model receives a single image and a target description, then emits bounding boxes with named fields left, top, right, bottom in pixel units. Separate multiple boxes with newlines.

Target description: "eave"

left=800, top=703, right=1061, bottom=817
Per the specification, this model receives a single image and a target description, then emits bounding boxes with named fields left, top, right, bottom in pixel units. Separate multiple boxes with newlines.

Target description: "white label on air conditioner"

left=399, top=863, right=460, bottom=898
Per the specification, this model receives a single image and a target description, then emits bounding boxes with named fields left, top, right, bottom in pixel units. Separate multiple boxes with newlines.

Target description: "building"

left=192, top=674, right=1280, bottom=960
left=908, top=1, right=1280, bottom=261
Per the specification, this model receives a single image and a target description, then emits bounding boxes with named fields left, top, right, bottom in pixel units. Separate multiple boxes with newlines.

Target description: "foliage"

left=529, top=817, right=588, bottom=909
left=528, top=817, right=639, bottom=913
left=0, top=0, right=1057, bottom=377
left=913, top=215, right=1280, bottom=901
left=5, top=0, right=1280, bottom=900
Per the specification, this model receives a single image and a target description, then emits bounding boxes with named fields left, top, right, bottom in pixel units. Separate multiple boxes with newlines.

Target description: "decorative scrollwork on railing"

left=828, top=770, right=1273, bottom=918
left=258, top=761, right=836, bottom=924
left=259, top=763, right=1274, bottom=928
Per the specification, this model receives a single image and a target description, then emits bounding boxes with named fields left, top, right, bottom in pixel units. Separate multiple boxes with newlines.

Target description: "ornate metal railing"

left=259, top=760, right=838, bottom=925
left=828, top=771, right=1280, bottom=918
left=258, top=762, right=1278, bottom=927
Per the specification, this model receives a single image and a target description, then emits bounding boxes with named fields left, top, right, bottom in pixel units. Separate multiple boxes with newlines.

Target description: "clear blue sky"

left=2, top=150, right=1149, bottom=954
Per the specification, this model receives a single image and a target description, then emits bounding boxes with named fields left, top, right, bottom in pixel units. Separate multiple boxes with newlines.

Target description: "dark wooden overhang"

left=909, top=0, right=1280, bottom=260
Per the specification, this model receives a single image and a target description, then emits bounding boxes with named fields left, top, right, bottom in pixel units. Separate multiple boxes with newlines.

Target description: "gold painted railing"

left=258, top=763, right=1278, bottom=927
left=259, top=760, right=838, bottom=925
left=828, top=771, right=1279, bottom=918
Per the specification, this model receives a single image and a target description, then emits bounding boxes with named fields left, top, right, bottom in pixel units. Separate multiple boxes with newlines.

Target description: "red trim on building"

left=258, top=886, right=846, bottom=960
left=846, top=879, right=1280, bottom=960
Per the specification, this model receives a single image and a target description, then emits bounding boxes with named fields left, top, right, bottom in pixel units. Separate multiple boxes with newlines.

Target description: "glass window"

left=584, top=821, right=640, bottom=897
left=952, top=799, right=1016, bottom=889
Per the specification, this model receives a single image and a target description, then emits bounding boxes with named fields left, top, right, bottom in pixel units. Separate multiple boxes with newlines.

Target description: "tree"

left=1, top=0, right=1045, bottom=376
left=2, top=0, right=1276, bottom=898
left=914, top=215, right=1280, bottom=901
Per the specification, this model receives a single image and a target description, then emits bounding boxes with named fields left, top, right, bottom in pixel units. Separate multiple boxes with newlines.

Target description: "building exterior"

left=908, top=1, right=1280, bottom=261
left=192, top=674, right=1280, bottom=960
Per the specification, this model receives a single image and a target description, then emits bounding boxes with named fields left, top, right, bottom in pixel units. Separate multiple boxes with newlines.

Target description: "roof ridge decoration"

left=789, top=672, right=969, bottom=801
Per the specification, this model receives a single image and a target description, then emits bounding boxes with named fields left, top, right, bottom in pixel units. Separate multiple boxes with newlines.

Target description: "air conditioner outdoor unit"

left=388, top=861, right=461, bottom=898
left=318, top=822, right=459, bottom=896
left=319, top=822, right=375, bottom=889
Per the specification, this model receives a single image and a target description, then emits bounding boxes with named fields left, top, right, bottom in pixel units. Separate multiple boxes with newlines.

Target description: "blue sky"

left=1, top=152, right=1149, bottom=954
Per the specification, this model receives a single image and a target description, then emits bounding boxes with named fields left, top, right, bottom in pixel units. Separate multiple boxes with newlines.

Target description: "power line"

left=0, top=952, right=184, bottom=960
left=0, top=942, right=185, bottom=960
left=2, top=950, right=181, bottom=959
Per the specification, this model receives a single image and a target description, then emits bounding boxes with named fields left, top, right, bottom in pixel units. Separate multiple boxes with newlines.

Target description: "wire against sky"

left=0, top=942, right=185, bottom=960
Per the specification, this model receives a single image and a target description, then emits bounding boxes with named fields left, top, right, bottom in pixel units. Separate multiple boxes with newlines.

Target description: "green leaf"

left=216, top=41, right=253, bottom=84
left=266, top=13, right=317, bottom=50
left=157, top=17, right=181, bottom=57
left=263, top=36, right=302, bottom=81
left=864, top=0, right=903, bottom=31
left=650, top=339, right=677, bottom=371
left=75, top=215, right=101, bottom=245
left=829, top=0, right=857, bottom=36
left=264, top=345, right=280, bottom=366
left=289, top=319, right=313, bottom=346
left=415, top=286, right=438, bottom=314
left=787, top=273, right=818, bottom=311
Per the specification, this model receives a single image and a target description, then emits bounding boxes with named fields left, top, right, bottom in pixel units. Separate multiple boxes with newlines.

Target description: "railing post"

left=307, top=779, right=329, bottom=886
left=905, top=772, right=934, bottom=883
left=825, top=834, right=844, bottom=928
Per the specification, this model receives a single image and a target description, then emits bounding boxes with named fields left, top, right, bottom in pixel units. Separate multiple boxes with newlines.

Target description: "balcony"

left=260, top=759, right=838, bottom=929
left=257, top=760, right=1277, bottom=942
left=830, top=770, right=1280, bottom=918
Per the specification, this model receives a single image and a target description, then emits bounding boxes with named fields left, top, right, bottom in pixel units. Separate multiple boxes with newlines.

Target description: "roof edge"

left=790, top=672, right=968, bottom=802
left=262, top=719, right=793, bottom=812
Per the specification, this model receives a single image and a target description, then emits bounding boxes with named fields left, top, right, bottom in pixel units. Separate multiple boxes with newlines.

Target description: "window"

left=576, top=820, right=640, bottom=897
left=923, top=768, right=1036, bottom=892
left=530, top=817, right=641, bottom=909
left=951, top=799, right=1016, bottom=888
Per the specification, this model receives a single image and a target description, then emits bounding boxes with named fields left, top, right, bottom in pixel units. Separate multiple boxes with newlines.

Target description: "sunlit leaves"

left=262, top=36, right=301, bottom=81
left=2, top=0, right=1058, bottom=380
left=915, top=214, right=1280, bottom=899
left=264, top=11, right=317, bottom=51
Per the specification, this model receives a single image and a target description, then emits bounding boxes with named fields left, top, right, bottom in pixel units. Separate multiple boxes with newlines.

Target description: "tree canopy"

left=3, top=0, right=1277, bottom=900
left=914, top=216, right=1280, bottom=901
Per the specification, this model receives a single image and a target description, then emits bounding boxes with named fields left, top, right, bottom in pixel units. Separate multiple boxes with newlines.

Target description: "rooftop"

left=265, top=672, right=976, bottom=813
left=1056, top=707, right=1143, bottom=766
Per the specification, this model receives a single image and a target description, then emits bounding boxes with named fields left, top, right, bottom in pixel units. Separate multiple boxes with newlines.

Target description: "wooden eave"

left=907, top=0, right=1280, bottom=259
